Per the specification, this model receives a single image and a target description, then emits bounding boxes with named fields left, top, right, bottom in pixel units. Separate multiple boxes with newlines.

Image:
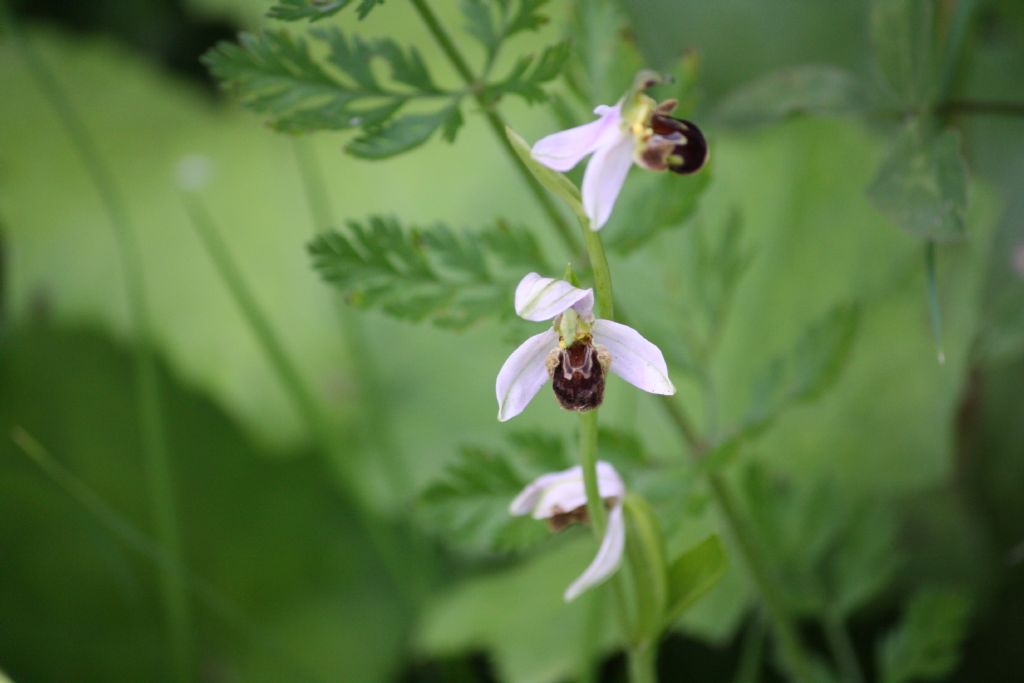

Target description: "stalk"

left=181, top=193, right=426, bottom=605
left=408, top=0, right=580, bottom=256
left=7, top=17, right=191, bottom=681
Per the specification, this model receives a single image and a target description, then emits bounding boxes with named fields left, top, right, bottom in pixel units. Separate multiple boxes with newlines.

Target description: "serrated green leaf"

left=505, top=126, right=587, bottom=221
left=715, top=65, right=871, bottom=127
left=204, top=28, right=453, bottom=139
left=484, top=41, right=571, bottom=105
left=606, top=168, right=710, bottom=255
left=461, top=0, right=551, bottom=54
left=871, top=0, right=938, bottom=107
left=461, top=0, right=497, bottom=52
left=878, top=588, right=972, bottom=683
left=346, top=106, right=459, bottom=159
left=664, top=534, right=728, bottom=624
left=419, top=432, right=570, bottom=553
left=308, top=216, right=548, bottom=329
left=266, top=0, right=383, bottom=22
left=868, top=121, right=968, bottom=242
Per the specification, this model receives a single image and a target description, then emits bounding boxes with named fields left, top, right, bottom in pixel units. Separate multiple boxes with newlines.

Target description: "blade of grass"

left=10, top=427, right=328, bottom=683
left=4, top=12, right=191, bottom=679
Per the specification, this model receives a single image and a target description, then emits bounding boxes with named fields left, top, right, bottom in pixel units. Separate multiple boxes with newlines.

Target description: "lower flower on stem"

left=509, top=461, right=627, bottom=601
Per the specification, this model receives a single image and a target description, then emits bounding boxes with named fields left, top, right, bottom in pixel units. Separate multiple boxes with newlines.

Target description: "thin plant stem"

left=578, top=218, right=614, bottom=320
left=627, top=640, right=656, bottom=683
left=408, top=0, right=581, bottom=257
left=579, top=410, right=609, bottom=532
left=706, top=474, right=812, bottom=682
left=7, top=17, right=192, bottom=681
left=182, top=195, right=338, bottom=465
left=181, top=193, right=426, bottom=605
left=734, top=614, right=767, bottom=683
left=925, top=242, right=946, bottom=365
left=11, top=427, right=329, bottom=683
left=822, top=607, right=865, bottom=683
left=289, top=138, right=412, bottom=497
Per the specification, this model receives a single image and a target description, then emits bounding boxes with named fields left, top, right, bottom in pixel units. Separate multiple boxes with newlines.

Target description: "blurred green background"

left=1, top=0, right=1022, bottom=681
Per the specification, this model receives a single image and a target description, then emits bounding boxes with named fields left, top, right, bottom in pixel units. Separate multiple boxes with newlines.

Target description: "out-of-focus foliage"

left=878, top=589, right=972, bottom=683
left=0, top=326, right=408, bottom=682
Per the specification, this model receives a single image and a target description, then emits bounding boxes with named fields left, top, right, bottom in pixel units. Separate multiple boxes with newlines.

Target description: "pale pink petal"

left=531, top=105, right=621, bottom=172
left=564, top=504, right=626, bottom=601
left=509, top=466, right=582, bottom=516
left=496, top=328, right=559, bottom=422
left=511, top=461, right=625, bottom=519
left=582, top=129, right=635, bottom=230
left=515, top=272, right=594, bottom=322
left=592, top=319, right=675, bottom=395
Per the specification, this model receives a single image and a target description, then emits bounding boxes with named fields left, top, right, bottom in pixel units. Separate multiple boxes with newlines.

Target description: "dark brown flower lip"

left=650, top=115, right=709, bottom=175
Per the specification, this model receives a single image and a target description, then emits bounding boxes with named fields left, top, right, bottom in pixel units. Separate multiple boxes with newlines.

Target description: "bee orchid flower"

left=496, top=272, right=675, bottom=421
left=531, top=71, right=708, bottom=230
left=509, top=461, right=626, bottom=601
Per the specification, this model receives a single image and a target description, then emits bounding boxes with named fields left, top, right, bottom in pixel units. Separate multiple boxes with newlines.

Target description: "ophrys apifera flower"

left=509, top=461, right=626, bottom=601
left=531, top=71, right=708, bottom=230
left=496, top=273, right=675, bottom=421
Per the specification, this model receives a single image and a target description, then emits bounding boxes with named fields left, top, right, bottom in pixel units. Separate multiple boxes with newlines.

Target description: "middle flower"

left=496, top=272, right=675, bottom=421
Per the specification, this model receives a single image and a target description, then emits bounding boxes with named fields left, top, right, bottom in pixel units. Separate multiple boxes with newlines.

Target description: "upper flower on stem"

left=496, top=272, right=675, bottom=421
left=531, top=71, right=708, bottom=230
left=509, top=461, right=626, bottom=601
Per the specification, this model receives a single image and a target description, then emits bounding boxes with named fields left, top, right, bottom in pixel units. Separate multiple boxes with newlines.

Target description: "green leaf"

left=308, top=217, right=548, bottom=329
left=606, top=168, right=711, bottom=255
left=505, top=126, right=587, bottom=221
left=203, top=28, right=454, bottom=138
left=878, top=588, right=972, bottom=683
left=867, top=121, right=968, bottom=242
left=623, top=495, right=669, bottom=641
left=664, top=535, right=728, bottom=623
left=267, top=0, right=384, bottom=22
left=715, top=65, right=871, bottom=127
left=483, top=41, right=571, bottom=104
left=870, top=0, right=938, bottom=107
left=415, top=534, right=619, bottom=683
left=461, top=0, right=552, bottom=54
left=346, top=106, right=461, bottom=159
left=419, top=432, right=570, bottom=553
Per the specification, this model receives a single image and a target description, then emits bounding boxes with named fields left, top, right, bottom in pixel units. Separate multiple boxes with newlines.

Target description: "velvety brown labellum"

left=551, top=340, right=605, bottom=412
left=651, top=115, right=709, bottom=175
left=548, top=505, right=590, bottom=532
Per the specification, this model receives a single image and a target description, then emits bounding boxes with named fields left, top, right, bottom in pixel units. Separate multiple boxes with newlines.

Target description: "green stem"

left=11, top=427, right=329, bottom=683
left=183, top=195, right=338, bottom=462
left=408, top=0, right=580, bottom=257
left=627, top=641, right=657, bottom=683
left=290, top=138, right=412, bottom=497
left=579, top=219, right=614, bottom=320
left=925, top=242, right=946, bottom=365
left=9, top=19, right=192, bottom=681
left=822, top=607, right=864, bottom=683
left=181, top=193, right=425, bottom=605
left=706, top=473, right=812, bottom=682
left=579, top=410, right=608, bottom=533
